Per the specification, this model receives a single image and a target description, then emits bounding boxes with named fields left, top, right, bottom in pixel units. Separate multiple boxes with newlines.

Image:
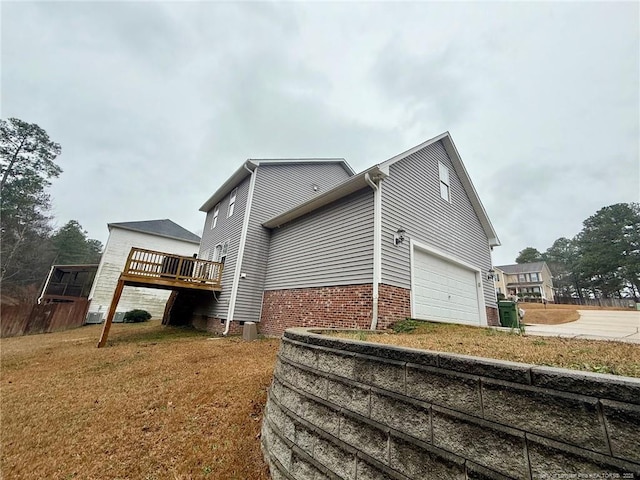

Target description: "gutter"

left=364, top=172, right=382, bottom=330
left=224, top=163, right=257, bottom=335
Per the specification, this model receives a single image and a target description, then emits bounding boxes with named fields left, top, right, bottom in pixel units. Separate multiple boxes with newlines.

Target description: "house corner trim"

left=224, top=165, right=257, bottom=334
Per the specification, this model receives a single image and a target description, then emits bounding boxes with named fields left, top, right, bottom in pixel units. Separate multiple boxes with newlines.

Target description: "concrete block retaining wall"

left=261, top=328, right=640, bottom=480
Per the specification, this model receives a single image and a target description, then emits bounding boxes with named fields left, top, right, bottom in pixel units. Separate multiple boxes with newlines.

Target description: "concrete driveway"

left=525, top=309, right=640, bottom=343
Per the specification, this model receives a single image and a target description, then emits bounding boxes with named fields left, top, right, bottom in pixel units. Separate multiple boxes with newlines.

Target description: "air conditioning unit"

left=113, top=312, right=126, bottom=323
left=86, top=312, right=104, bottom=324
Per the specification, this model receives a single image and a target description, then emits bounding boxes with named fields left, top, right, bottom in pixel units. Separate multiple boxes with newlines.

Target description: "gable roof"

left=108, top=219, right=200, bottom=244
left=379, top=132, right=499, bottom=247
left=262, top=132, right=500, bottom=247
left=263, top=165, right=387, bottom=228
left=495, top=262, right=547, bottom=274
left=199, top=158, right=354, bottom=213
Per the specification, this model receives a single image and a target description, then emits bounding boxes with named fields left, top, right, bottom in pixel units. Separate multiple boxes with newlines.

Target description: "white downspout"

left=365, top=173, right=382, bottom=330
left=223, top=163, right=256, bottom=335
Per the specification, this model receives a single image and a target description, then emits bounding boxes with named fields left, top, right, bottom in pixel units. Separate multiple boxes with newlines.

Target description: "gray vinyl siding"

left=265, top=188, right=374, bottom=290
left=196, top=176, right=251, bottom=318
left=380, top=140, right=495, bottom=307
left=234, top=163, right=353, bottom=322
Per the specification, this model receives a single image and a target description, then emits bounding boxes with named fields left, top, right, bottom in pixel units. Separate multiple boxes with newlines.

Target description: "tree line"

left=514, top=203, right=640, bottom=300
left=1, top=118, right=103, bottom=298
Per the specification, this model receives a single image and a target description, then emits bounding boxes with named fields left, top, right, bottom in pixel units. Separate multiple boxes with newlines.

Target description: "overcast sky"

left=2, top=1, right=638, bottom=266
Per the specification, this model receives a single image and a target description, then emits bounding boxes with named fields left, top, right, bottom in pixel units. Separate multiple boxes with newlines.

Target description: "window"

left=228, top=188, right=238, bottom=217
left=530, top=272, right=539, bottom=282
left=518, top=274, right=526, bottom=282
left=213, top=240, right=229, bottom=264
left=211, top=204, right=220, bottom=229
left=438, top=162, right=450, bottom=202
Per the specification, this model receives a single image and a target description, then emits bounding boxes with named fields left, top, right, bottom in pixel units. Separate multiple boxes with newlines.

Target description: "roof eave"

left=251, top=158, right=355, bottom=176
left=199, top=160, right=258, bottom=212
left=51, top=264, right=100, bottom=270
left=263, top=166, right=387, bottom=229
left=199, top=158, right=356, bottom=213
left=107, top=224, right=200, bottom=245
left=379, top=132, right=500, bottom=248
left=440, top=134, right=501, bottom=248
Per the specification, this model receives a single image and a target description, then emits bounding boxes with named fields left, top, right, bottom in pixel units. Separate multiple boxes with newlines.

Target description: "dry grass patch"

left=334, top=321, right=640, bottom=378
left=1, top=321, right=279, bottom=479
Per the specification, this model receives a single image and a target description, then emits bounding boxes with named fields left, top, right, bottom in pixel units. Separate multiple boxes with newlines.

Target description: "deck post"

left=97, top=279, right=125, bottom=348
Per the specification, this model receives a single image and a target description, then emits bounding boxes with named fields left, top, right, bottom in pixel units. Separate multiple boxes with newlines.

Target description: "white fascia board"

left=262, top=166, right=387, bottom=229
left=377, top=132, right=500, bottom=248
left=252, top=158, right=356, bottom=176
left=199, top=160, right=258, bottom=212
left=440, top=135, right=501, bottom=247
left=106, top=224, right=201, bottom=245
left=199, top=159, right=356, bottom=213
left=378, top=132, right=450, bottom=171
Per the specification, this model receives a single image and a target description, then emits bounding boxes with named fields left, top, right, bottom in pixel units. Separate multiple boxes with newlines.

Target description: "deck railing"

left=123, top=247, right=223, bottom=289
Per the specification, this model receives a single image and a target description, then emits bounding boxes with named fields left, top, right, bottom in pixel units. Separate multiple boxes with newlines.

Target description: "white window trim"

left=213, top=240, right=229, bottom=264
left=227, top=188, right=238, bottom=217
left=211, top=204, right=220, bottom=229
left=438, top=161, right=451, bottom=202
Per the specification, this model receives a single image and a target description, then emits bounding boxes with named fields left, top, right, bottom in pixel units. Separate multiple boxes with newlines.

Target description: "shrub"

left=123, top=309, right=152, bottom=323
left=391, top=318, right=423, bottom=334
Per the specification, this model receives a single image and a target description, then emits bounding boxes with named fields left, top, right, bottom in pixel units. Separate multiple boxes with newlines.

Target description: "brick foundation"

left=486, top=306, right=499, bottom=326
left=260, top=284, right=373, bottom=336
left=377, top=283, right=411, bottom=329
left=199, top=284, right=493, bottom=336
left=191, top=315, right=243, bottom=335
left=259, top=283, right=412, bottom=336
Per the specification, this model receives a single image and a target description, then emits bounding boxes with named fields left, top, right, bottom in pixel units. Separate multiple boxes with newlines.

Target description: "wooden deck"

left=119, top=247, right=223, bottom=291
left=97, top=248, right=223, bottom=347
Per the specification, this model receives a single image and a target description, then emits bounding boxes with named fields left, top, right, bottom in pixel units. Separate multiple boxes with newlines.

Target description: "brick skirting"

left=191, top=315, right=243, bottom=335
left=259, top=284, right=373, bottom=336
left=486, top=306, right=499, bottom=326
left=195, top=285, right=495, bottom=336
left=377, top=283, right=411, bottom=329
left=259, top=284, right=413, bottom=336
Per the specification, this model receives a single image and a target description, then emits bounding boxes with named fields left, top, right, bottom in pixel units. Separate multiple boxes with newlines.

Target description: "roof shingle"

left=108, top=219, right=200, bottom=244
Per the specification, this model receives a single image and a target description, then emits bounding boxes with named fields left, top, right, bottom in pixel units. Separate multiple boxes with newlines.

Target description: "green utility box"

left=498, top=301, right=519, bottom=328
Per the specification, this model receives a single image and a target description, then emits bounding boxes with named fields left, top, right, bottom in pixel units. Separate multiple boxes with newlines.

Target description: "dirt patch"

left=518, top=302, right=637, bottom=325
left=332, top=321, right=640, bottom=377
left=521, top=302, right=633, bottom=311
left=1, top=321, right=279, bottom=479
left=520, top=304, right=580, bottom=325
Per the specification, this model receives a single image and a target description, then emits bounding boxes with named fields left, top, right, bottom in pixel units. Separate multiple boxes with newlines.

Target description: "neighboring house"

left=175, top=132, right=500, bottom=335
left=494, top=262, right=555, bottom=302
left=86, top=219, right=200, bottom=323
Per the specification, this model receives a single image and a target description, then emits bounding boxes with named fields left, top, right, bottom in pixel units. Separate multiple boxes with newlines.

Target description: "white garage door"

left=412, top=248, right=481, bottom=325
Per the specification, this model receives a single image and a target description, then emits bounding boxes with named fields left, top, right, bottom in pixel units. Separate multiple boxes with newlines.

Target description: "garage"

left=412, top=245, right=483, bottom=325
